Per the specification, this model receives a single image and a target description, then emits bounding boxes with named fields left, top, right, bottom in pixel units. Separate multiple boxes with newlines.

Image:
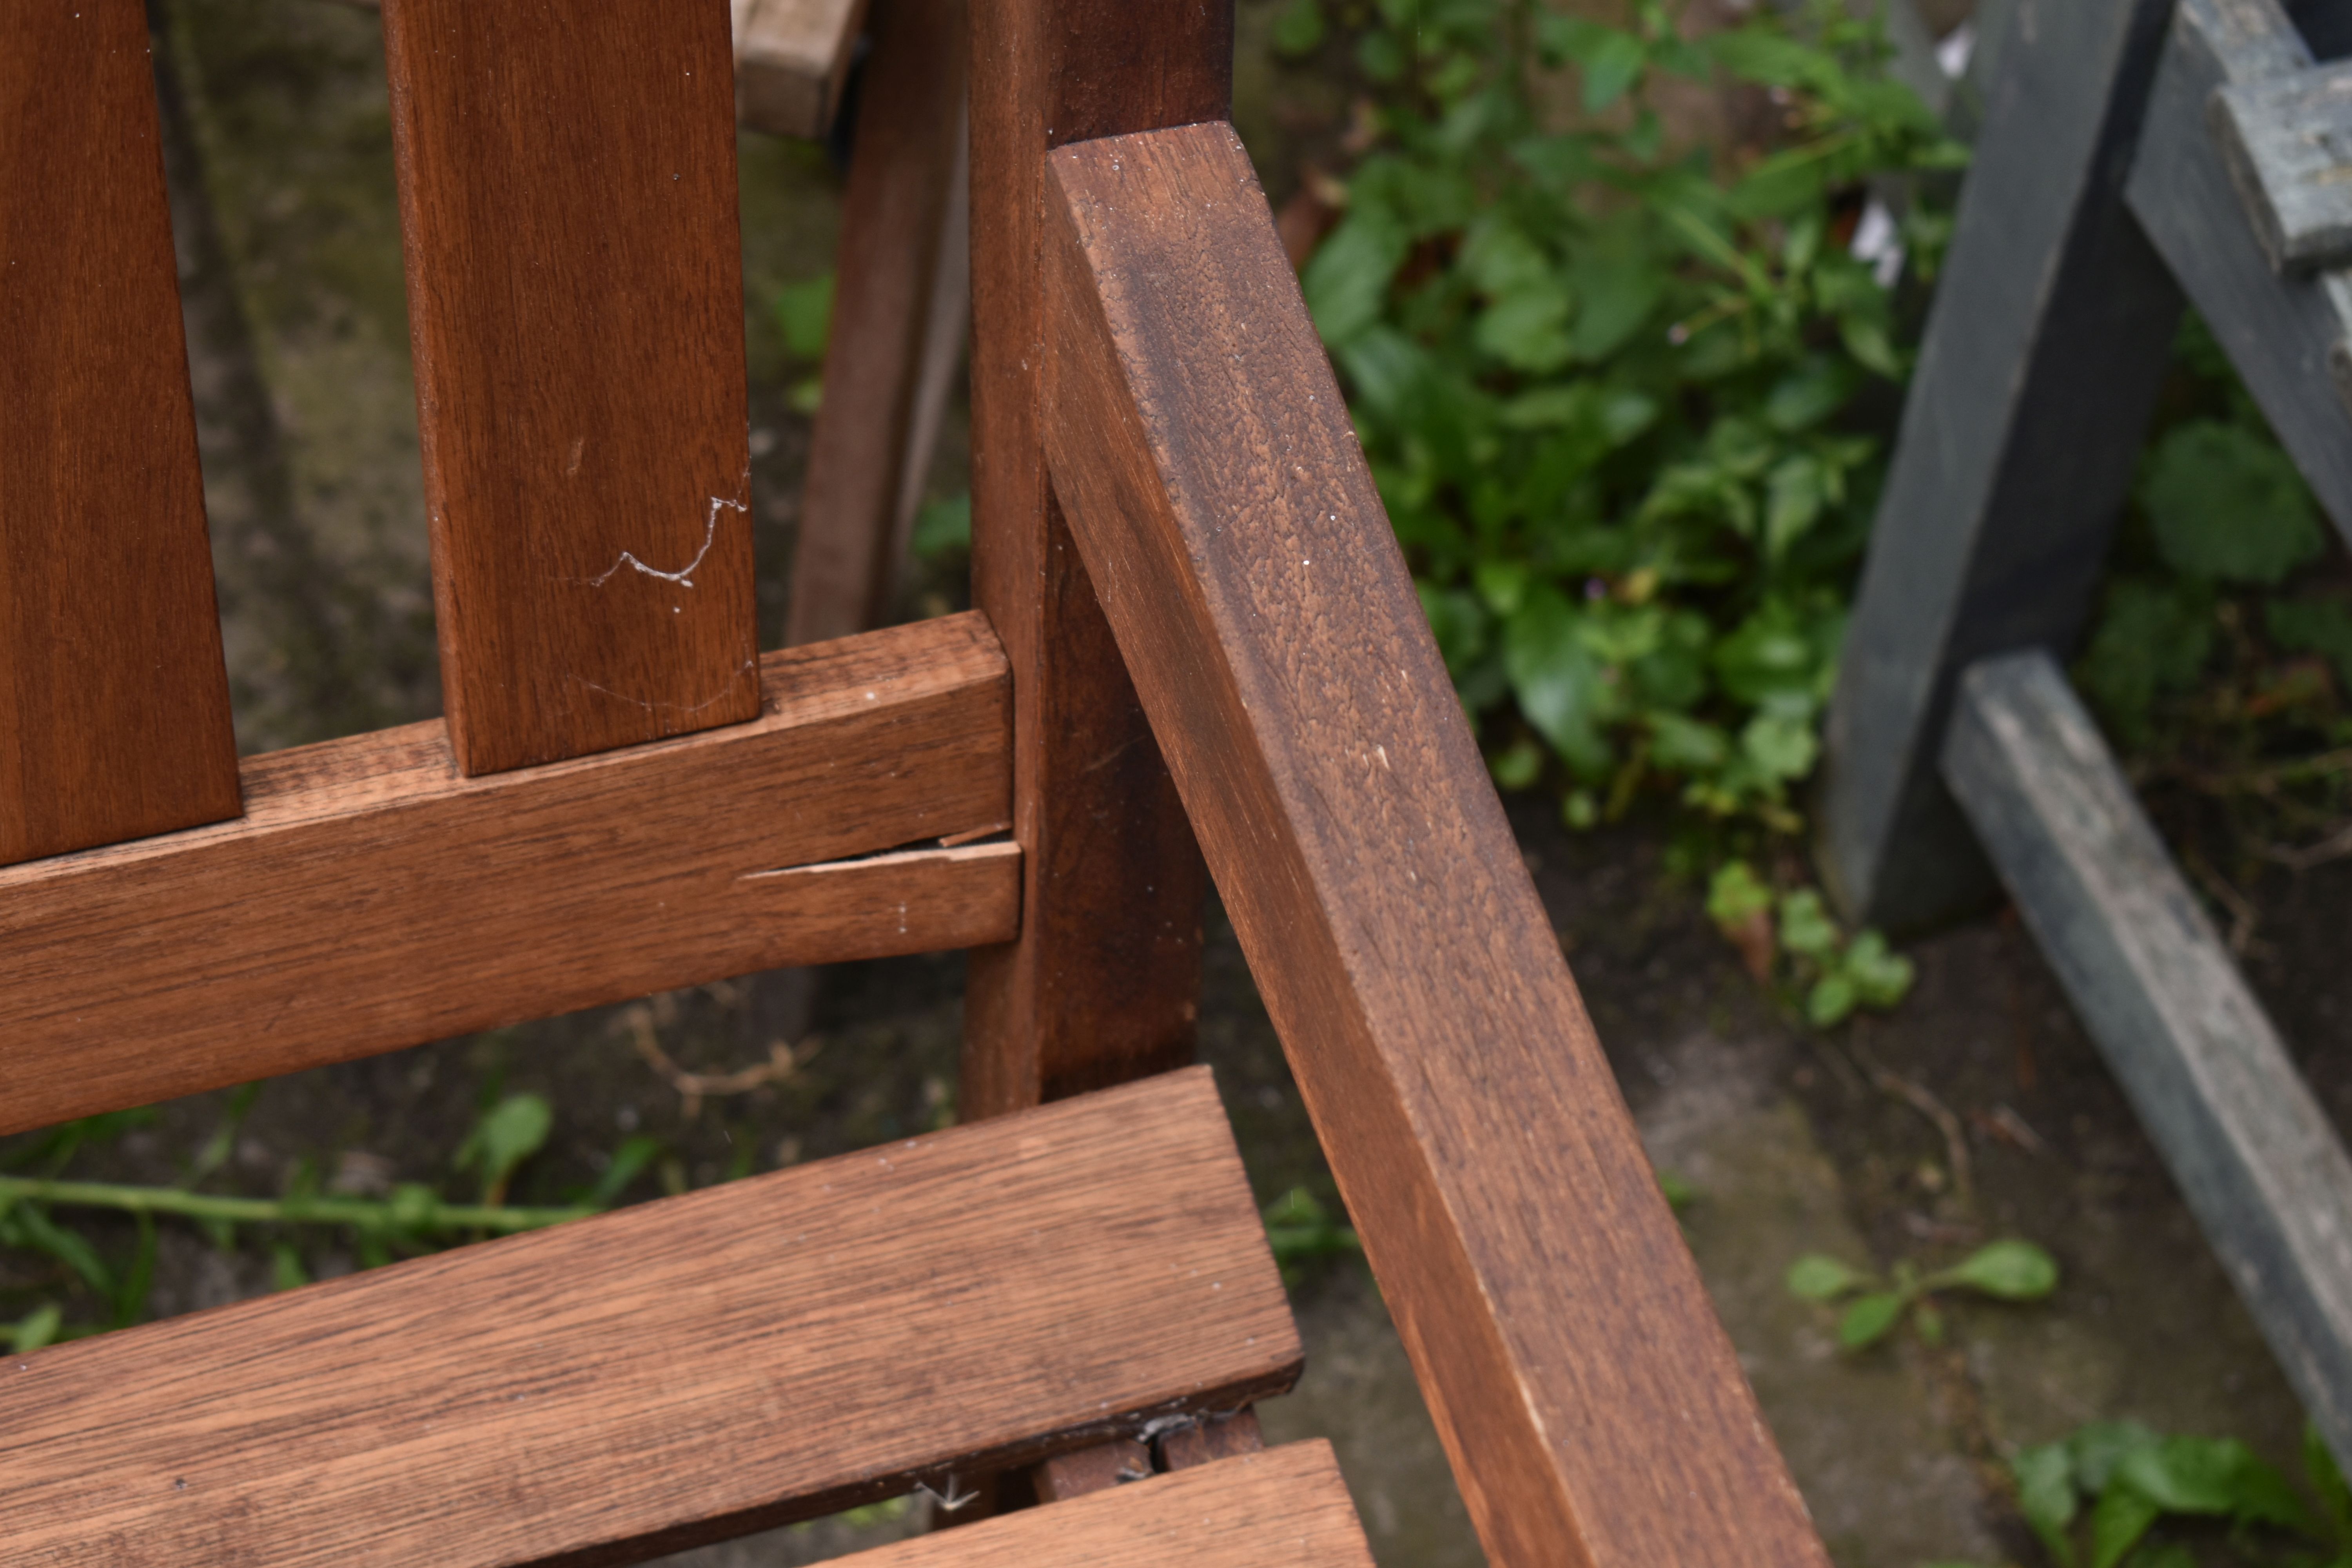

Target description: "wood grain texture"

left=0, top=616, right=1011, bottom=1137
left=1158, top=1408, right=1263, bottom=1470
left=1943, top=651, right=2352, bottom=1472
left=383, top=0, right=760, bottom=775
left=1041, top=122, right=1824, bottom=1568
left=1033, top=1439, right=1153, bottom=1500
left=2126, top=0, right=2352, bottom=543
left=788, top=0, right=971, bottom=646
left=961, top=0, right=1234, bottom=1116
left=1817, top=0, right=2183, bottom=932
left=834, top=1446, right=1372, bottom=1568
left=0, top=0, right=241, bottom=868
left=1, top=1069, right=1303, bottom=1568
left=2211, top=59, right=2352, bottom=272
left=733, top=0, right=870, bottom=138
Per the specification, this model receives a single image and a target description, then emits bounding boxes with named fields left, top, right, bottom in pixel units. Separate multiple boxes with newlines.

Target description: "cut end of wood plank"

left=2209, top=64, right=2352, bottom=273
left=735, top=0, right=870, bottom=138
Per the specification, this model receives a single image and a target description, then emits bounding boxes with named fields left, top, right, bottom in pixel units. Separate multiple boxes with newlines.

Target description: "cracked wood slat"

left=2125, top=0, right=2352, bottom=544
left=0, top=0, right=241, bottom=868
left=384, top=0, right=760, bottom=776
left=837, top=1446, right=1373, bottom=1568
left=1817, top=0, right=2184, bottom=932
left=1942, top=650, right=2352, bottom=1471
left=960, top=0, right=1230, bottom=1117
left=733, top=0, right=869, bottom=139
left=788, top=0, right=971, bottom=646
left=0, top=616, right=1010, bottom=1138
left=1040, top=121, right=1824, bottom=1568
left=2, top=1068, right=1305, bottom=1568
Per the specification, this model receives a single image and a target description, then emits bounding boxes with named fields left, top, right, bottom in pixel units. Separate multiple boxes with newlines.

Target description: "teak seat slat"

left=383, top=0, right=761, bottom=775
left=0, top=1069, right=1303, bottom=1568
left=0, top=617, right=1011, bottom=1138
left=0, top=0, right=242, bottom=869
left=1042, top=121, right=1825, bottom=1566
left=827, top=1444, right=1373, bottom=1568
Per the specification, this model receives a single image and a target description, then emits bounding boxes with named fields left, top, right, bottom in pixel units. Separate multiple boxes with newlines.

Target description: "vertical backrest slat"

left=0, top=0, right=242, bottom=868
left=383, top=0, right=760, bottom=776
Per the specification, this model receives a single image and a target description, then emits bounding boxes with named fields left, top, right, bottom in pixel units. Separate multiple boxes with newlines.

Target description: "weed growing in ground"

left=1785, top=1237, right=2057, bottom=1350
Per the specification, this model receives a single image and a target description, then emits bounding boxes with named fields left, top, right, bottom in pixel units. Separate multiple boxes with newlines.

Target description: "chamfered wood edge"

left=823, top=1444, right=1374, bottom=1568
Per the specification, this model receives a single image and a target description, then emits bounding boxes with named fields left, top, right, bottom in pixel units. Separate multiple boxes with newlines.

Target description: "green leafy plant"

left=1296, top=0, right=1963, bottom=836
left=1706, top=860, right=1914, bottom=1023
left=1261, top=1185, right=1361, bottom=1283
left=772, top=270, right=836, bottom=414
left=455, top=1091, right=554, bottom=1207
left=1785, top=1237, right=2058, bottom=1350
left=2011, top=1421, right=2352, bottom=1568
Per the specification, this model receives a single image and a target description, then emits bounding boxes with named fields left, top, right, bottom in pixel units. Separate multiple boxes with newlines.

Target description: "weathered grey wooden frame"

left=1827, top=0, right=2352, bottom=1469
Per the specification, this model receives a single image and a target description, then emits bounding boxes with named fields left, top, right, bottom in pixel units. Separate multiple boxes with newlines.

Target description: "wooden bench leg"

left=958, top=0, right=1229, bottom=1116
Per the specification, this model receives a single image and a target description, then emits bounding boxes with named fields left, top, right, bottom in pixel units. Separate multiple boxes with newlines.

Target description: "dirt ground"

left=7, top=2, right=2348, bottom=1564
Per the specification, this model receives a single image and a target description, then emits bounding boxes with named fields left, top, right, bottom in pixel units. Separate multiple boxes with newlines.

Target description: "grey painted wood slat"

left=2125, top=0, right=2352, bottom=547
left=2211, top=59, right=2352, bottom=272
left=1817, top=0, right=2183, bottom=933
left=1942, top=650, right=2352, bottom=1472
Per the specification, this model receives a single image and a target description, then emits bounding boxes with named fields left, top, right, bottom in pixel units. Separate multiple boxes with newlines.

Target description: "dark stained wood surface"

left=1042, top=122, right=1826, bottom=1567
left=0, top=0, right=241, bottom=868
left=960, top=0, right=1234, bottom=1116
left=1817, top=0, right=2182, bottom=932
left=1, top=1069, right=1303, bottom=1567
left=788, top=0, right=971, bottom=646
left=1944, top=651, right=2352, bottom=1472
left=0, top=617, right=1011, bottom=1137
left=383, top=0, right=760, bottom=775
left=835, top=1446, right=1373, bottom=1568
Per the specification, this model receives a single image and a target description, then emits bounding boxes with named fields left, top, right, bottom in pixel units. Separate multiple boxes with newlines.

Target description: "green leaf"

left=1504, top=587, right=1618, bottom=780
left=2076, top=579, right=2212, bottom=744
left=1785, top=1252, right=1871, bottom=1301
left=1837, top=1290, right=1906, bottom=1349
left=388, top=1182, right=440, bottom=1234
left=771, top=272, right=836, bottom=362
left=1840, top=931, right=1915, bottom=1008
left=1807, top=973, right=1858, bottom=1027
left=1581, top=30, right=1647, bottom=112
left=2012, top=1442, right=2081, bottom=1568
left=1764, top=357, right=1855, bottom=433
left=1705, top=860, right=1773, bottom=926
left=7, top=1302, right=62, bottom=1355
left=271, top=1243, right=311, bottom=1293
left=1932, top=1239, right=2059, bottom=1301
left=1269, top=0, right=1325, bottom=57
left=2307, top=1422, right=2352, bottom=1539
left=1776, top=889, right=1839, bottom=960
left=1565, top=253, right=1662, bottom=363
left=2088, top=1483, right=2161, bottom=1568
left=1648, top=712, right=1729, bottom=771
left=14, top=1203, right=111, bottom=1296
left=1764, top=456, right=1826, bottom=559
left=1303, top=210, right=1408, bottom=347
left=459, top=1093, right=554, bottom=1204
left=911, top=492, right=972, bottom=560
left=2141, top=420, right=2321, bottom=585
left=2267, top=597, right=2352, bottom=691
left=2068, top=1422, right=2160, bottom=1493
left=1475, top=285, right=1576, bottom=374
left=1656, top=1168, right=1696, bottom=1209
left=1741, top=712, right=1818, bottom=781
left=588, top=1135, right=666, bottom=1210
left=2114, top=1437, right=2312, bottom=1531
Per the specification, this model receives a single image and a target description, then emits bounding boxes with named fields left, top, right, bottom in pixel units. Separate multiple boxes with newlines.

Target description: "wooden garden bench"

left=0, top=1, right=1827, bottom=1562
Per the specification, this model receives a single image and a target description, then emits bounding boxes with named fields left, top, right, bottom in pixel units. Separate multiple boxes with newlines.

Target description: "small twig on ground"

left=1970, top=1103, right=2051, bottom=1158
left=1850, top=1033, right=1974, bottom=1210
left=622, top=1004, right=820, bottom=1119
left=2261, top=817, right=2352, bottom=872
left=2181, top=846, right=2260, bottom=955
left=0, top=1176, right=581, bottom=1235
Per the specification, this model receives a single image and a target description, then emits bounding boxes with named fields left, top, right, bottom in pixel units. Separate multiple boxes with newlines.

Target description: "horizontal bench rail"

left=832, top=1444, right=1372, bottom=1568
left=1041, top=120, right=1824, bottom=1567
left=0, top=1068, right=1302, bottom=1566
left=0, top=615, right=1012, bottom=1137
